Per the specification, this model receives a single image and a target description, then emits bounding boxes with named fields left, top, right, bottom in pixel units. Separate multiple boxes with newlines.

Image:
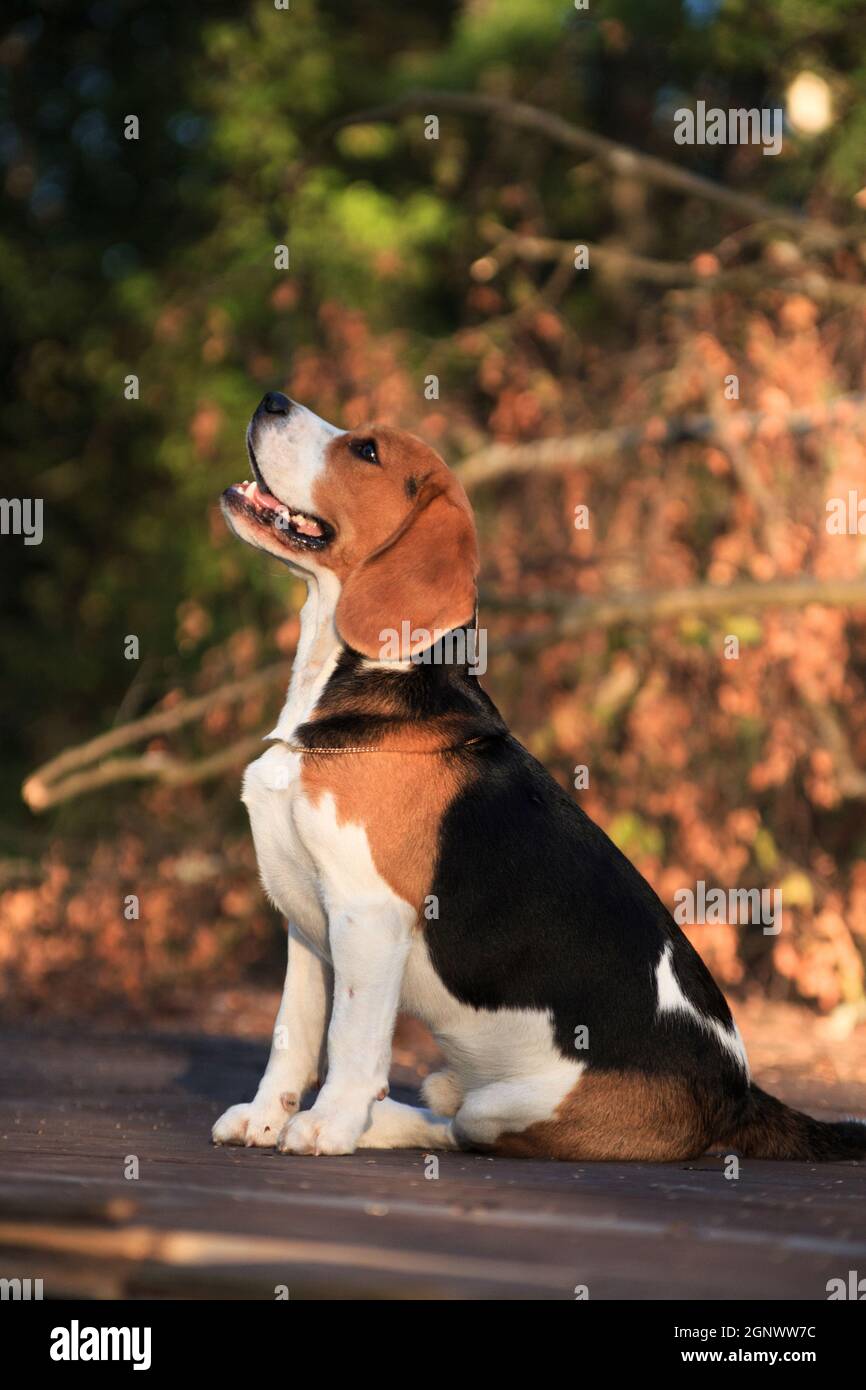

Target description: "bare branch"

left=22, top=662, right=290, bottom=811
left=482, top=576, right=866, bottom=642
left=324, top=91, right=854, bottom=246
left=24, top=736, right=269, bottom=812
left=484, top=228, right=866, bottom=306
left=487, top=228, right=698, bottom=285
left=456, top=393, right=866, bottom=488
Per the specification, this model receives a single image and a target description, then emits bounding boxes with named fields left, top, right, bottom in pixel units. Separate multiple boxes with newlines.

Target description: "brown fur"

left=491, top=1070, right=715, bottom=1162
left=300, top=729, right=473, bottom=910
left=310, top=428, right=478, bottom=658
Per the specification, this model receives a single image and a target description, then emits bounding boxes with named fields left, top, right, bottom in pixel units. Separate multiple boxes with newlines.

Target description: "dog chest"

left=241, top=743, right=327, bottom=947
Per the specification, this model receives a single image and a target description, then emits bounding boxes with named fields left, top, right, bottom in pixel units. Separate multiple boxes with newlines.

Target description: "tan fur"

left=300, top=733, right=472, bottom=911
left=310, top=428, right=478, bottom=657
left=335, top=480, right=477, bottom=659
left=492, top=1070, right=713, bottom=1162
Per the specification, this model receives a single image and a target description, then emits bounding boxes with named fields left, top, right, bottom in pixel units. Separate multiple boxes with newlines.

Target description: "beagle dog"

left=212, top=392, right=865, bottom=1162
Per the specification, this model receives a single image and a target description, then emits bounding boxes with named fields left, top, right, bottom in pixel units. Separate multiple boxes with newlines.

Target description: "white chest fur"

left=239, top=573, right=342, bottom=953
left=242, top=743, right=328, bottom=952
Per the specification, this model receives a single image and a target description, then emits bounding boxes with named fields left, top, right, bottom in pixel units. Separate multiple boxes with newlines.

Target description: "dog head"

left=222, top=393, right=479, bottom=659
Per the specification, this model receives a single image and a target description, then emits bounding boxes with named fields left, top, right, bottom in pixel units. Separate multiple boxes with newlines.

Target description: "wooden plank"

left=0, top=1029, right=863, bottom=1300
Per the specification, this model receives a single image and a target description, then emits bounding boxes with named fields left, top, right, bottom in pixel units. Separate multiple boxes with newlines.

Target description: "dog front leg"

left=276, top=905, right=411, bottom=1156
left=212, top=922, right=331, bottom=1147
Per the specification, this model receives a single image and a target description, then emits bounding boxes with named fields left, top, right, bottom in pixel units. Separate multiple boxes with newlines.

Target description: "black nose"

left=261, top=390, right=292, bottom=416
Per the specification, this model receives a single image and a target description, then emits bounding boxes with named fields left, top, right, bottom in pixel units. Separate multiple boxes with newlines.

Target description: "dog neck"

left=266, top=570, right=342, bottom=743
left=292, top=628, right=507, bottom=754
left=267, top=584, right=500, bottom=751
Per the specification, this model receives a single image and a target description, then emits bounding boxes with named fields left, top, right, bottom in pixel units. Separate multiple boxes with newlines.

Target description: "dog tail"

left=722, top=1083, right=866, bottom=1161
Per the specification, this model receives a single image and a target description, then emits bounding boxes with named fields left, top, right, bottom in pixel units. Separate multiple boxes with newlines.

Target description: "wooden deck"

left=0, top=1027, right=864, bottom=1300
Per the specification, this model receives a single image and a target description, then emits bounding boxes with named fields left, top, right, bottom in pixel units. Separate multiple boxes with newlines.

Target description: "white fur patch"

left=655, top=942, right=749, bottom=1073
left=401, top=935, right=584, bottom=1138
left=250, top=402, right=341, bottom=521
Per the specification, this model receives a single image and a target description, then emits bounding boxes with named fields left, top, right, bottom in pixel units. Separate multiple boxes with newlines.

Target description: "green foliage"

left=2, top=0, right=866, bottom=831
left=3, top=0, right=866, bottom=1014
left=608, top=811, right=665, bottom=860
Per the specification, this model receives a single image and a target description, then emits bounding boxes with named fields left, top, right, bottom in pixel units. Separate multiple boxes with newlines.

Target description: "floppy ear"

left=335, top=479, right=479, bottom=660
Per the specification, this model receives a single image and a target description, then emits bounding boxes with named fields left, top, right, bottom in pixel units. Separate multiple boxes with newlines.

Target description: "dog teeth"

left=230, top=481, right=325, bottom=537
left=289, top=511, right=323, bottom=537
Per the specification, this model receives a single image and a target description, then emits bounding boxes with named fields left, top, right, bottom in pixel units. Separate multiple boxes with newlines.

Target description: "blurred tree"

left=3, top=0, right=866, bottom=1015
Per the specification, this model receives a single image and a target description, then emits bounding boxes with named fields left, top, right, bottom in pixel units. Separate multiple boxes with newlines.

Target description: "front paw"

left=276, top=1105, right=365, bottom=1156
left=212, top=1090, right=300, bottom=1148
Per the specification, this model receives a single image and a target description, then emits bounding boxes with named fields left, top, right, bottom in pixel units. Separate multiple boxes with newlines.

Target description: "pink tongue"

left=243, top=481, right=324, bottom=536
left=247, top=481, right=282, bottom=512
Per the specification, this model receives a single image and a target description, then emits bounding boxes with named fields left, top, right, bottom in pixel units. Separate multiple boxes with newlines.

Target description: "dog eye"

left=351, top=438, right=380, bottom=465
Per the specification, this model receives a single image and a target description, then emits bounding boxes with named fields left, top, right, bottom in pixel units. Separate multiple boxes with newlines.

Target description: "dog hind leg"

left=420, top=1068, right=464, bottom=1116
left=355, top=1096, right=456, bottom=1150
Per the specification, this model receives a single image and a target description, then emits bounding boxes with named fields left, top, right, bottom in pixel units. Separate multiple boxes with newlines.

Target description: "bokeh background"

left=4, top=1, right=866, bottom=1083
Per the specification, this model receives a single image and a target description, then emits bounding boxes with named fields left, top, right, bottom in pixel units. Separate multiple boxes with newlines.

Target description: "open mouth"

left=222, top=479, right=334, bottom=551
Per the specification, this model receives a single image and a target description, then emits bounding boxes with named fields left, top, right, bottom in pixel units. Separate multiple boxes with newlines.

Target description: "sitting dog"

left=213, top=391, right=865, bottom=1161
